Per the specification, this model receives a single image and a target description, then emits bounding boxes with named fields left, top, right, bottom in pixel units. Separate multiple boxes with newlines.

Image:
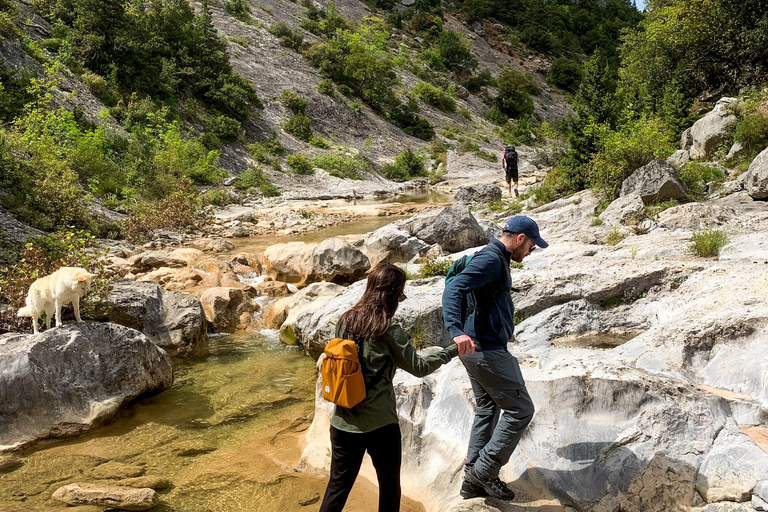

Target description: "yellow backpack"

left=321, top=337, right=366, bottom=408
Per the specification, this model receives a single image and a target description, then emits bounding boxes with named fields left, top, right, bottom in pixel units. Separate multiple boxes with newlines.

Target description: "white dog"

left=17, top=267, right=96, bottom=334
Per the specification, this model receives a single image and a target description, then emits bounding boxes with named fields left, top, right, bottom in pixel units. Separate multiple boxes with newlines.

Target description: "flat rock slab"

left=118, top=476, right=172, bottom=490
left=52, top=483, right=157, bottom=511
left=91, top=461, right=145, bottom=480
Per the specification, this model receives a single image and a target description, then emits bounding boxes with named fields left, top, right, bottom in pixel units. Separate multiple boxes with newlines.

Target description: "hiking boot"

left=460, top=479, right=487, bottom=499
left=464, top=467, right=516, bottom=501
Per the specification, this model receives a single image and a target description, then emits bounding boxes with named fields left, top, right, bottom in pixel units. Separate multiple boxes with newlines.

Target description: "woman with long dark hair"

left=318, top=263, right=459, bottom=512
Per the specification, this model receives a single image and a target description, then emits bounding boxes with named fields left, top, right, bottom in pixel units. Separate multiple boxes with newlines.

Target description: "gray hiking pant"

left=460, top=348, right=535, bottom=479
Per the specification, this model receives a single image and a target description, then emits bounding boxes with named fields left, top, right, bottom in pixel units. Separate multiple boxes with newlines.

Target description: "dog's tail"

left=17, top=306, right=32, bottom=317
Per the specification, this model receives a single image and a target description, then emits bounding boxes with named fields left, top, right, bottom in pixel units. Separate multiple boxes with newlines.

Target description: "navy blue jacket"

left=442, top=238, right=514, bottom=351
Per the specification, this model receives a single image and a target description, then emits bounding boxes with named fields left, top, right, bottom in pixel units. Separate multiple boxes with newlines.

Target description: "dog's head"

left=76, top=272, right=96, bottom=295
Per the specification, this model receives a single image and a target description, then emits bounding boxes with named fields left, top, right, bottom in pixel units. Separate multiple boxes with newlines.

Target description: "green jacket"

left=331, top=322, right=458, bottom=433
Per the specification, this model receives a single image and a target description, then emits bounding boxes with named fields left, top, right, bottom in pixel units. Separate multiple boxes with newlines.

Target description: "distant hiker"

left=319, top=263, right=459, bottom=512
left=502, top=145, right=519, bottom=197
left=442, top=216, right=548, bottom=501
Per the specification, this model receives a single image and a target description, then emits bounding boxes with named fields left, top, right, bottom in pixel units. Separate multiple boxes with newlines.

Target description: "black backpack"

left=445, top=246, right=511, bottom=324
left=504, top=146, right=518, bottom=168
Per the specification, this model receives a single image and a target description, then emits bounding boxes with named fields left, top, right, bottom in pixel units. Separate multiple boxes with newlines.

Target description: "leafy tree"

left=436, top=30, right=477, bottom=74
left=547, top=58, right=583, bottom=93
left=494, top=69, right=534, bottom=120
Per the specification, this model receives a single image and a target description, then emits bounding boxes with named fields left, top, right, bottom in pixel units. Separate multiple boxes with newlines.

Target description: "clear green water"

left=0, top=332, right=322, bottom=512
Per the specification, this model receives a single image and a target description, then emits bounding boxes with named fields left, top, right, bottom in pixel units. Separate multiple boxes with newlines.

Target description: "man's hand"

left=454, top=334, right=476, bottom=355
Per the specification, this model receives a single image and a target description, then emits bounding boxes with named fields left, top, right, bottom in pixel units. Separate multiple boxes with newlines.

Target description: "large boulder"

left=620, top=160, right=687, bottom=203
left=454, top=184, right=502, bottom=205
left=400, top=205, right=489, bottom=253
left=359, top=224, right=429, bottom=266
left=744, top=147, right=768, bottom=199
left=127, top=251, right=187, bottom=273
left=656, top=203, right=736, bottom=230
left=599, top=193, right=646, bottom=226
left=99, top=280, right=207, bottom=357
left=305, top=237, right=371, bottom=285
left=199, top=287, right=258, bottom=332
left=262, top=242, right=315, bottom=284
left=689, top=97, right=738, bottom=160
left=668, top=149, right=691, bottom=168
left=52, top=483, right=157, bottom=511
left=263, top=239, right=370, bottom=286
left=0, top=323, right=173, bottom=452
left=279, top=282, right=346, bottom=345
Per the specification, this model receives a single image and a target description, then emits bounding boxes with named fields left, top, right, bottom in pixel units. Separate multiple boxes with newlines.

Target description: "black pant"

left=319, top=423, right=402, bottom=512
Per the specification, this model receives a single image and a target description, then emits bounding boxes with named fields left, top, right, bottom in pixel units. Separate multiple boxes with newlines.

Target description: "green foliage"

left=248, top=131, right=285, bottom=170
left=300, top=1, right=350, bottom=38
left=381, top=147, right=427, bottom=182
left=588, top=117, right=675, bottom=200
left=33, top=0, right=262, bottom=122
left=287, top=154, right=315, bottom=174
left=317, top=78, right=336, bottom=96
left=234, top=165, right=281, bottom=196
left=604, top=226, right=626, bottom=246
left=0, top=231, right=114, bottom=333
left=283, top=113, right=313, bottom=141
left=435, top=30, right=477, bottom=74
left=591, top=216, right=604, bottom=226
left=678, top=163, right=725, bottom=201
left=494, top=69, right=534, bottom=119
left=0, top=64, right=35, bottom=124
left=417, top=255, right=452, bottom=278
left=281, top=90, right=308, bottom=114
left=224, top=0, right=251, bottom=23
left=735, top=114, right=768, bottom=154
left=313, top=152, right=368, bottom=179
left=304, top=17, right=397, bottom=106
left=690, top=229, right=729, bottom=258
left=204, top=114, right=240, bottom=146
left=547, top=58, right=583, bottom=93
left=619, top=0, right=768, bottom=128
left=0, top=0, right=19, bottom=40
left=123, top=192, right=209, bottom=242
left=413, top=81, right=456, bottom=112
left=464, top=69, right=495, bottom=94
left=269, top=22, right=304, bottom=50
left=645, top=199, right=678, bottom=220
left=309, top=135, right=330, bottom=149
left=387, top=95, right=434, bottom=140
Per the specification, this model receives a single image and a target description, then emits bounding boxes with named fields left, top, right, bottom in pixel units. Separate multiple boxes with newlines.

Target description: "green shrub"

left=281, top=90, right=308, bottom=114
left=309, top=135, right=330, bottom=149
left=199, top=188, right=238, bottom=207
left=387, top=96, right=434, bottom=140
left=690, top=229, right=729, bottom=257
left=436, top=30, right=477, bottom=74
left=458, top=138, right=479, bottom=153
left=678, top=163, right=725, bottom=200
left=604, top=226, right=627, bottom=246
left=0, top=64, right=35, bottom=124
left=224, top=0, right=251, bottom=22
left=204, top=114, right=240, bottom=144
left=269, top=22, right=304, bottom=50
left=249, top=131, right=286, bottom=163
left=317, top=78, right=336, bottom=96
left=734, top=114, right=768, bottom=154
left=313, top=152, right=368, bottom=179
left=0, top=0, right=19, bottom=40
left=124, top=193, right=209, bottom=242
left=547, top=58, right=583, bottom=93
left=287, top=154, right=314, bottom=174
left=235, top=165, right=281, bottom=196
left=418, top=255, right=452, bottom=278
left=495, top=69, right=535, bottom=119
left=464, top=69, right=495, bottom=93
left=381, top=163, right=409, bottom=181
left=283, top=113, right=313, bottom=141
left=413, top=81, right=456, bottom=113
left=591, top=216, right=604, bottom=226
left=645, top=199, right=678, bottom=220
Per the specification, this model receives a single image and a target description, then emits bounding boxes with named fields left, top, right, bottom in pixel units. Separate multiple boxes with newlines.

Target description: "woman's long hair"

left=338, top=263, right=406, bottom=341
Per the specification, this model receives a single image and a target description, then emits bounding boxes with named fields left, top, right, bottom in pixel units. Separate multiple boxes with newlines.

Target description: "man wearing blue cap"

left=442, top=215, right=548, bottom=501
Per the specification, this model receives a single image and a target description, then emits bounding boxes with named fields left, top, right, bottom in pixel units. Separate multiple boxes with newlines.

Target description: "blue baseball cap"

left=503, top=216, right=548, bottom=248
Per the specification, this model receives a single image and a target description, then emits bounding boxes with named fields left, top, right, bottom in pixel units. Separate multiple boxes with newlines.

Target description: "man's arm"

left=442, top=252, right=501, bottom=349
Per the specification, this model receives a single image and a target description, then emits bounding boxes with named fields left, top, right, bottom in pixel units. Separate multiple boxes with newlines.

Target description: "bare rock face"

left=99, top=280, right=207, bottom=357
left=599, top=193, right=645, bottom=226
left=744, top=147, right=768, bottom=200
left=620, top=160, right=687, bottom=203
left=689, top=98, right=738, bottom=160
left=656, top=203, right=736, bottom=230
left=262, top=238, right=371, bottom=286
left=52, top=483, right=157, bottom=511
left=306, top=237, right=371, bottom=285
left=668, top=149, right=691, bottom=168
left=400, top=205, right=489, bottom=253
left=127, top=251, right=188, bottom=273
left=359, top=224, right=429, bottom=267
left=199, top=286, right=258, bottom=332
left=454, top=184, right=502, bottom=205
left=279, top=282, right=346, bottom=346
left=0, top=323, right=173, bottom=452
